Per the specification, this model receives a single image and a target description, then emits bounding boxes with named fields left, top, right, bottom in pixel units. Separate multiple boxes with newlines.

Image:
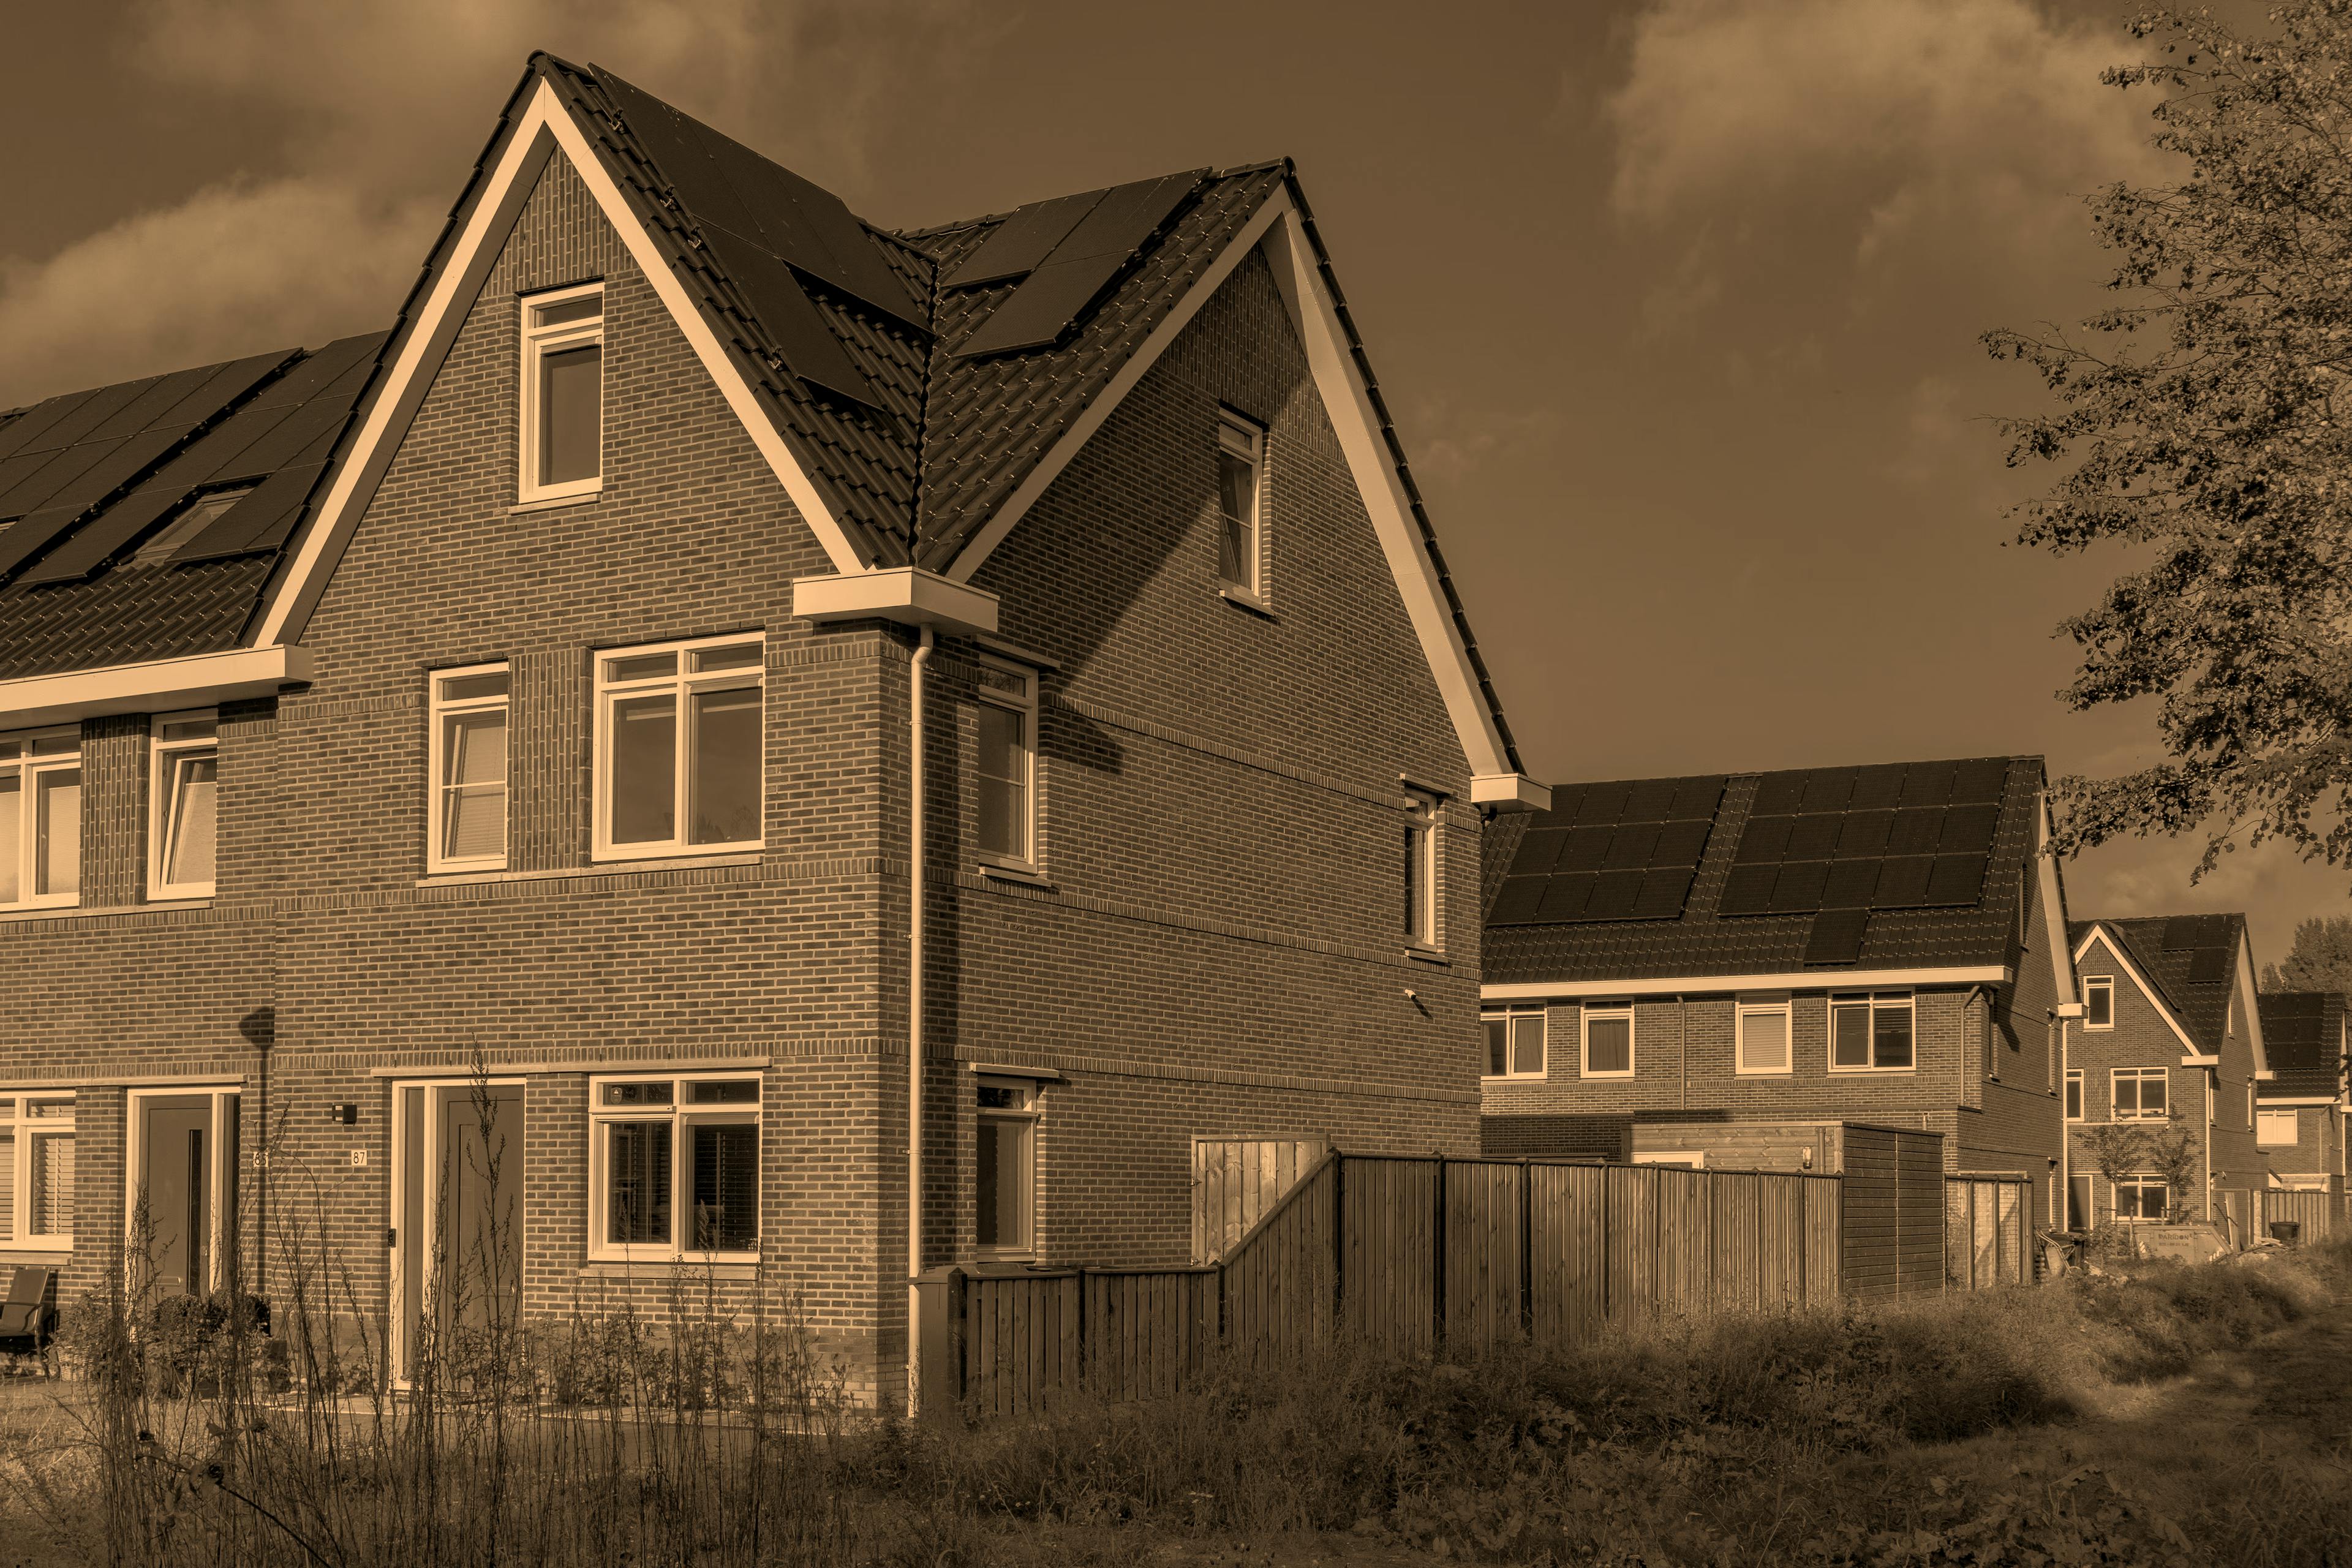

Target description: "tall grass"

left=1, top=1074, right=2344, bottom=1568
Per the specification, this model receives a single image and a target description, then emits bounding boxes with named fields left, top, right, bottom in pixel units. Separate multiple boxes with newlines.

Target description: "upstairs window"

left=0, top=728, right=80, bottom=910
left=1736, top=996, right=1792, bottom=1075
left=2065, top=1069, right=2083, bottom=1121
left=0, top=1095, right=74, bottom=1248
left=587, top=1073, right=760, bottom=1261
left=1581, top=1001, right=1635, bottom=1078
left=1215, top=412, right=1264, bottom=595
left=974, top=658, right=1036, bottom=869
left=149, top=711, right=219, bottom=899
left=2082, top=976, right=2113, bottom=1030
left=1483, top=1008, right=1546, bottom=1079
left=1830, top=992, right=1914, bottom=1072
left=2112, top=1066, right=2168, bottom=1120
left=1404, top=789, right=1439, bottom=949
left=2257, top=1108, right=2299, bottom=1147
left=428, top=665, right=510, bottom=873
left=519, top=284, right=603, bottom=503
left=594, top=635, right=763, bottom=861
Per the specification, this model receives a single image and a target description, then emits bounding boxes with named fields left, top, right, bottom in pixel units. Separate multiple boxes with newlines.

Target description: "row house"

left=1477, top=755, right=2076, bottom=1225
left=2252, top=991, right=2346, bottom=1194
left=0, top=54, right=1547, bottom=1402
left=2062, top=918, right=2267, bottom=1228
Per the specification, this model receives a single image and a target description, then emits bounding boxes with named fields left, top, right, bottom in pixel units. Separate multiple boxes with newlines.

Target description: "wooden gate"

left=1945, top=1174, right=2029, bottom=1289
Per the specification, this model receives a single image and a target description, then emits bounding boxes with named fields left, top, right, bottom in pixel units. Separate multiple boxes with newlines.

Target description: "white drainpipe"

left=907, top=625, right=934, bottom=1418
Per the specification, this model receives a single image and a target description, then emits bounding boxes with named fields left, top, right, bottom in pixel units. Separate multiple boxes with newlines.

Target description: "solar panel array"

left=1487, top=775, right=1725, bottom=927
left=2157, top=913, right=2238, bottom=986
left=948, top=170, right=1205, bottom=358
left=0, top=332, right=386, bottom=587
left=1714, top=758, right=2011, bottom=918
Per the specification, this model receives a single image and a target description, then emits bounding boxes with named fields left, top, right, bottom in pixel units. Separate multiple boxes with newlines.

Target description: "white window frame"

left=971, top=656, right=1038, bottom=872
left=592, top=631, right=765, bottom=862
left=2256, top=1107, right=2299, bottom=1147
left=2113, top=1173, right=2168, bottom=1223
left=0, top=726, right=83, bottom=911
left=424, top=663, right=511, bottom=874
left=123, top=1086, right=240, bottom=1293
left=148, top=709, right=219, bottom=900
left=2065, top=1068, right=2084, bottom=1122
left=1214, top=409, right=1265, bottom=596
left=1580, top=1001, right=1635, bottom=1080
left=0, top=1093, right=75, bottom=1250
left=585, top=1071, right=762, bottom=1264
left=974, top=1075, right=1041, bottom=1261
left=1482, top=1006, right=1547, bottom=1081
left=1633, top=1150, right=1704, bottom=1169
left=518, top=281, right=605, bottom=504
left=1404, top=788, right=1441, bottom=952
left=1735, top=996, right=1793, bottom=1076
left=1828, top=992, right=1917, bottom=1074
left=2082, top=976, right=2114, bottom=1031
left=2112, top=1066, right=2170, bottom=1121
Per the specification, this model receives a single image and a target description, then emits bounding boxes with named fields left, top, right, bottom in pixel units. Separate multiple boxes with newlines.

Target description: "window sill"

left=511, top=488, right=603, bottom=515
left=1215, top=584, right=1276, bottom=619
left=578, top=1259, right=759, bottom=1280
left=1580, top=1072, right=1636, bottom=1082
left=1827, top=1066, right=1918, bottom=1076
left=0, top=1243, right=71, bottom=1259
left=421, top=851, right=763, bottom=888
left=0, top=898, right=210, bottom=924
left=1480, top=1073, right=1546, bottom=1084
left=1734, top=1068, right=1795, bottom=1077
left=976, top=864, right=1053, bottom=890
left=592, top=842, right=762, bottom=867
left=1405, top=946, right=1450, bottom=967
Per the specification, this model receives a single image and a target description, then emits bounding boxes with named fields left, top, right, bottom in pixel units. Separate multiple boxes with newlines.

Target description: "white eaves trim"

left=941, top=186, right=1523, bottom=785
left=2071, top=924, right=2203, bottom=1058
left=2236, top=930, right=2272, bottom=1079
left=2260, top=1095, right=2335, bottom=1106
left=1482, top=965, right=2010, bottom=1002
left=1472, top=772, right=1553, bottom=812
left=793, top=567, right=999, bottom=636
left=2035, top=796, right=2077, bottom=1009
left=0, top=646, right=312, bottom=729
left=255, top=77, right=870, bottom=649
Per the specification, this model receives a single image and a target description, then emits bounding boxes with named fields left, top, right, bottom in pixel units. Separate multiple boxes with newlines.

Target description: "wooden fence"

left=920, top=1153, right=1842, bottom=1415
left=1944, top=1174, right=2030, bottom=1291
left=2258, top=1188, right=2338, bottom=1244
left=1192, top=1137, right=1330, bottom=1262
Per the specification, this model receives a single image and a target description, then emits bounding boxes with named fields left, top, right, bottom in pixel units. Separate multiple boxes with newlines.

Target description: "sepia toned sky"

left=6, top=0, right=2339, bottom=963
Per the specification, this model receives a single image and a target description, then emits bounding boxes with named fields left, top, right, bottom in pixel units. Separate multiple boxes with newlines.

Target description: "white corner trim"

left=1471, top=772, right=1551, bottom=812
left=1482, top=965, right=2010, bottom=1001
left=793, top=567, right=1000, bottom=635
left=255, top=78, right=870, bottom=649
left=0, top=646, right=313, bottom=728
left=2071, top=924, right=2202, bottom=1057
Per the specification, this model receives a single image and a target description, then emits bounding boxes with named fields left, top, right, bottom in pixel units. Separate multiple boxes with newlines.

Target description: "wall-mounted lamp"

left=1403, top=988, right=1419, bottom=1002
left=331, top=1103, right=358, bottom=1126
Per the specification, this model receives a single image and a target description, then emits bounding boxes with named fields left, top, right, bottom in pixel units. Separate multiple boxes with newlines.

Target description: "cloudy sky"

left=7, top=0, right=2339, bottom=962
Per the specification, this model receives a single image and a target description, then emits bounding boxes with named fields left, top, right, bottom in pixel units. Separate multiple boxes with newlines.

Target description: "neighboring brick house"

left=2252, top=992, right=2346, bottom=1194
left=2063, top=918, right=2269, bottom=1229
left=1478, top=755, right=2078, bottom=1226
left=0, top=55, right=1547, bottom=1403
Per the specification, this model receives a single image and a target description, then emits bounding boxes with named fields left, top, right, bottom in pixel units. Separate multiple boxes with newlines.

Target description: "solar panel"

left=1770, top=861, right=1831, bottom=913
left=1925, top=854, right=1988, bottom=906
left=1849, top=763, right=1906, bottom=810
left=1870, top=856, right=1934, bottom=910
left=699, top=229, right=880, bottom=409
left=1633, top=869, right=1695, bottom=919
left=1715, top=863, right=1776, bottom=916
left=1950, top=758, right=2011, bottom=805
left=2187, top=946, right=2233, bottom=985
left=1900, top=761, right=1955, bottom=807
left=940, top=190, right=1103, bottom=288
left=1602, top=822, right=1660, bottom=870
left=1487, top=774, right=1725, bottom=926
left=1836, top=810, right=1893, bottom=858
left=1488, top=877, right=1544, bottom=925
left=85, top=366, right=213, bottom=442
left=1735, top=816, right=1792, bottom=863
left=0, top=389, right=102, bottom=464
left=953, top=171, right=1200, bottom=358
left=1785, top=814, right=1841, bottom=859
left=1512, top=826, right=1567, bottom=876
left=1535, top=875, right=1592, bottom=921
left=1751, top=772, right=1808, bottom=815
left=0, top=438, right=127, bottom=520
left=1558, top=826, right=1610, bottom=872
left=1577, top=780, right=1633, bottom=825
left=1584, top=870, right=1644, bottom=922
left=1804, top=907, right=1871, bottom=967
left=18, top=377, right=158, bottom=455
left=1820, top=858, right=1880, bottom=910
left=1939, top=803, right=2000, bottom=855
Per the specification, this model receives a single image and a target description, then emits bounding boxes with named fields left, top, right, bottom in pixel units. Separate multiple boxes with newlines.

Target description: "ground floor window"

left=126, top=1088, right=239, bottom=1295
left=2113, top=1174, right=2168, bottom=1222
left=976, top=1076, right=1039, bottom=1259
left=587, top=1072, right=760, bottom=1261
left=0, top=1094, right=74, bottom=1248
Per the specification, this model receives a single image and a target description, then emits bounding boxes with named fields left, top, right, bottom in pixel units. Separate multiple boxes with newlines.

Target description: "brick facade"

left=1, top=148, right=1485, bottom=1401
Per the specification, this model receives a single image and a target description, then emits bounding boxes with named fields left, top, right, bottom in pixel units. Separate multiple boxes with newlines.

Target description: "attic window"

left=1215, top=412, right=1264, bottom=595
left=134, top=488, right=255, bottom=566
left=520, top=284, right=603, bottom=503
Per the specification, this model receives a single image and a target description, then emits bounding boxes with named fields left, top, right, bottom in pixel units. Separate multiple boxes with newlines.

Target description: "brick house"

left=1477, top=756, right=2078, bottom=1226
left=0, top=55, right=1547, bottom=1402
left=2252, top=992, right=2345, bottom=1194
left=2063, top=918, right=2269, bottom=1228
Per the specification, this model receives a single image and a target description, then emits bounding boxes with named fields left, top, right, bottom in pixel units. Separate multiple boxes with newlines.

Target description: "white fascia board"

left=793, top=567, right=1000, bottom=636
left=1480, top=965, right=2010, bottom=1001
left=2035, top=795, right=2078, bottom=1008
left=2237, top=933, right=2272, bottom=1078
left=943, top=188, right=1517, bottom=781
left=255, top=80, right=869, bottom=649
left=2182, top=1053, right=2221, bottom=1068
left=0, top=646, right=313, bottom=729
left=2261, top=1095, right=2336, bottom=1106
left=1471, top=772, right=1552, bottom=812
left=2070, top=924, right=2203, bottom=1057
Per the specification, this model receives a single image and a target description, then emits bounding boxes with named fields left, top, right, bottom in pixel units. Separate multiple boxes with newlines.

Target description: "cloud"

left=0, top=0, right=979, bottom=405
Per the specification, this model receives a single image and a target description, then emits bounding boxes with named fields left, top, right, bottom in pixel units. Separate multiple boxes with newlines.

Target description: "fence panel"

left=1224, top=1154, right=1336, bottom=1362
left=965, top=1272, right=1081, bottom=1419
left=1529, top=1163, right=1607, bottom=1341
left=2260, top=1188, right=2336, bottom=1244
left=1341, top=1156, right=1439, bottom=1354
left=1943, top=1175, right=2028, bottom=1291
left=1192, top=1137, right=1331, bottom=1263
left=1443, top=1161, right=1524, bottom=1353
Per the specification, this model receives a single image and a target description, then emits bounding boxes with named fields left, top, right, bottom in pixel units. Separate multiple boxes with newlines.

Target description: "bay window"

left=587, top=1072, right=760, bottom=1261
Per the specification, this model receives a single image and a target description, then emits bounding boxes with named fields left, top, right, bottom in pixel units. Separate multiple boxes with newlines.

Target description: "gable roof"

left=2074, top=914, right=2248, bottom=1058
left=0, top=54, right=1529, bottom=783
left=1481, top=755, right=2043, bottom=990
left=0, top=335, right=388, bottom=679
left=2255, top=991, right=2345, bottom=1101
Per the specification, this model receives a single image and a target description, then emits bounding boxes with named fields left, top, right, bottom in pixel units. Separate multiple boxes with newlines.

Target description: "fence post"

left=913, top=1265, right=965, bottom=1422
left=1520, top=1159, right=1534, bottom=1338
left=1332, top=1152, right=1346, bottom=1334
left=1077, top=1267, right=1091, bottom=1392
left=1433, top=1156, right=1448, bottom=1348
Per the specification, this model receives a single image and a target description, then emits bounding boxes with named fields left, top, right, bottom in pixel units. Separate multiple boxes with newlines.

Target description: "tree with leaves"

left=1987, top=3, right=2352, bottom=881
left=2260, top=913, right=2352, bottom=989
